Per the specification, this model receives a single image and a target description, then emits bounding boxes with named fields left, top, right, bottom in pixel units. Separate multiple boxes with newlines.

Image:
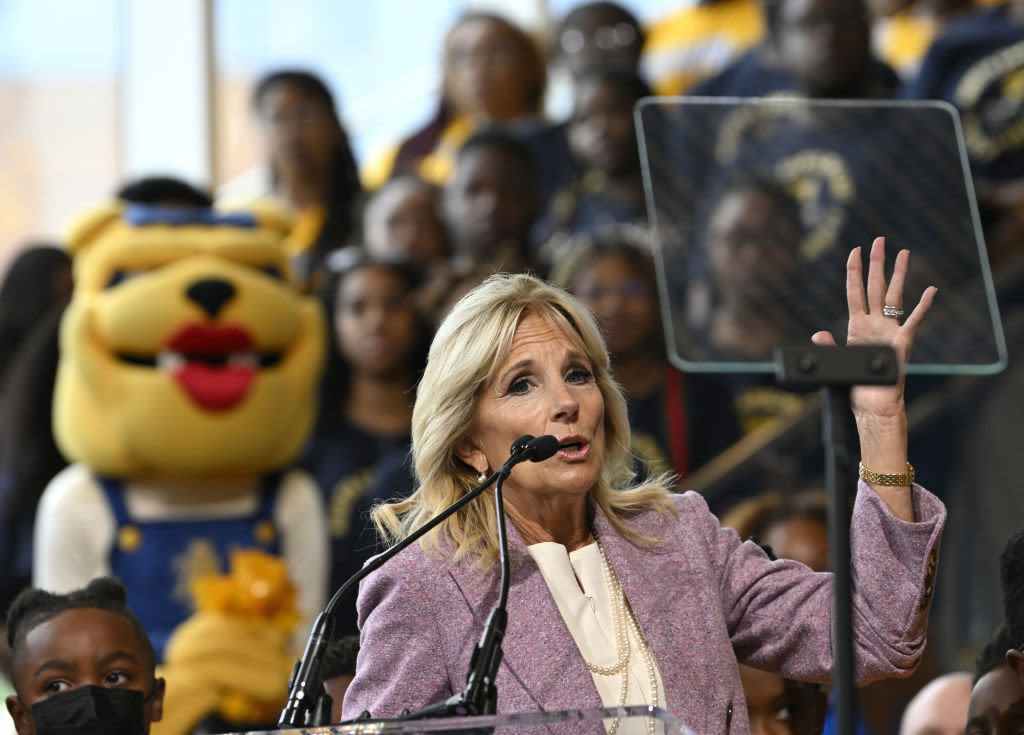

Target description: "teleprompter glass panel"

left=636, top=97, right=1007, bottom=375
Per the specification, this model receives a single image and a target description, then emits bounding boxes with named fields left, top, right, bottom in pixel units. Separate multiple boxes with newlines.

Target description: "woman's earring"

left=477, top=471, right=487, bottom=483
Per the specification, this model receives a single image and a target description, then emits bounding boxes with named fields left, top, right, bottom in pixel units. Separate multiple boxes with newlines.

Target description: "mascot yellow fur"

left=32, top=201, right=328, bottom=735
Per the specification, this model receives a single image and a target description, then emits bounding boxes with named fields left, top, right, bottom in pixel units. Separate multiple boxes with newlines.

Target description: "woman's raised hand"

left=811, top=236, right=936, bottom=421
left=812, top=237, right=936, bottom=517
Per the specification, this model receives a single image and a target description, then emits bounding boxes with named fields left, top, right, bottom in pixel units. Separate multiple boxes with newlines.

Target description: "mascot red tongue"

left=33, top=201, right=329, bottom=735
left=167, top=324, right=258, bottom=411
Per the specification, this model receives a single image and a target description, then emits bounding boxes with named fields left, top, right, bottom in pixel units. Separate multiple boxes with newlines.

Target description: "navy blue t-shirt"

left=299, top=417, right=414, bottom=636
left=627, top=368, right=740, bottom=483
left=903, top=6, right=1024, bottom=182
left=690, top=47, right=899, bottom=99
left=688, top=47, right=794, bottom=98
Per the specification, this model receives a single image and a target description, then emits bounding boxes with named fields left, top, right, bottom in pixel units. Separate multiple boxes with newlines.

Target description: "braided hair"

left=6, top=577, right=155, bottom=669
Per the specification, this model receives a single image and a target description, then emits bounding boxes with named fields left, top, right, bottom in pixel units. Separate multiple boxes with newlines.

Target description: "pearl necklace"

left=587, top=531, right=660, bottom=735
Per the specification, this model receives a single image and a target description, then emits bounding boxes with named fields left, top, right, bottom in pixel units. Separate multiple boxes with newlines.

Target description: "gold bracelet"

left=858, top=461, right=915, bottom=486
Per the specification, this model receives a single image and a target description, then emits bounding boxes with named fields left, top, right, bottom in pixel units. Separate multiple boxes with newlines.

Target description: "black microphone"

left=517, top=434, right=559, bottom=463
left=508, top=434, right=535, bottom=457
left=279, top=434, right=558, bottom=727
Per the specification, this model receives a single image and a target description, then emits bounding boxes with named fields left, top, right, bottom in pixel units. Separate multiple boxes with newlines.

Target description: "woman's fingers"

left=901, top=285, right=937, bottom=335
left=849, top=238, right=914, bottom=319
left=885, top=248, right=910, bottom=310
left=846, top=246, right=866, bottom=317
left=866, top=236, right=888, bottom=315
left=811, top=330, right=837, bottom=346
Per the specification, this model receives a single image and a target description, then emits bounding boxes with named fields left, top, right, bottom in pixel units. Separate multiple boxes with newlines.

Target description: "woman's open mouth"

left=557, top=436, right=589, bottom=460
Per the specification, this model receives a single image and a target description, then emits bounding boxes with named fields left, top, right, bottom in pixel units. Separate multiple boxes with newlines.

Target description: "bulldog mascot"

left=32, top=201, right=329, bottom=734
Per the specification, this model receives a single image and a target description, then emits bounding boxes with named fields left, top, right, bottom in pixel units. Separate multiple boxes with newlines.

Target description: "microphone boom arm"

left=278, top=466, right=506, bottom=727
left=280, top=434, right=560, bottom=728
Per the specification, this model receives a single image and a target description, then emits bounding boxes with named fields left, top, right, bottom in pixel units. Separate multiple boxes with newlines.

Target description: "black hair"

left=0, top=245, right=72, bottom=386
left=748, top=494, right=827, bottom=543
left=721, top=490, right=828, bottom=556
left=371, top=172, right=443, bottom=203
left=557, top=3, right=642, bottom=38
left=115, top=176, right=214, bottom=208
left=974, top=623, right=1017, bottom=684
left=550, top=228, right=656, bottom=295
left=753, top=539, right=779, bottom=561
left=252, top=69, right=363, bottom=285
left=315, top=250, right=433, bottom=431
left=1001, top=527, right=1024, bottom=647
left=321, top=634, right=360, bottom=680
left=323, top=247, right=426, bottom=298
left=0, top=305, right=68, bottom=612
left=762, top=0, right=787, bottom=37
left=455, top=127, right=538, bottom=181
left=7, top=577, right=156, bottom=671
left=363, top=173, right=447, bottom=256
left=701, top=170, right=803, bottom=234
left=253, top=69, right=336, bottom=117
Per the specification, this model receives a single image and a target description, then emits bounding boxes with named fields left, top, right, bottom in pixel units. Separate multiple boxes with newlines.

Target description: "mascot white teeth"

left=33, top=200, right=329, bottom=735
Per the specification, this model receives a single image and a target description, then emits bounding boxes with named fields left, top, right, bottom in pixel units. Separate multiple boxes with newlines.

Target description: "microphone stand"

left=463, top=463, right=511, bottom=713
left=407, top=466, right=513, bottom=718
left=278, top=435, right=556, bottom=728
left=401, top=435, right=557, bottom=721
left=280, top=465, right=505, bottom=727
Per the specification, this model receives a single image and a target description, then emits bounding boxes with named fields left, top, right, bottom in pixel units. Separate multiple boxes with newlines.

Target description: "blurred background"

left=0, top=0, right=683, bottom=260
left=4, top=1, right=1024, bottom=733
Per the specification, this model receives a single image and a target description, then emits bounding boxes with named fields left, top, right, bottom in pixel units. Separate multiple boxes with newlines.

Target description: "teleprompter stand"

left=774, top=342, right=900, bottom=735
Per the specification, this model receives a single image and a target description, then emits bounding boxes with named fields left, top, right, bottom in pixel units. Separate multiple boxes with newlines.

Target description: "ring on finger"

left=883, top=304, right=904, bottom=320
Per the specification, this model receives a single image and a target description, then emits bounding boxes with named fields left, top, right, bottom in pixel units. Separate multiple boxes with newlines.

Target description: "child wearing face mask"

left=4, top=578, right=165, bottom=735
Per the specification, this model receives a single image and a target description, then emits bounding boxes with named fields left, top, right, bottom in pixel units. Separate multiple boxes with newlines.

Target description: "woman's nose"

left=549, top=382, right=580, bottom=422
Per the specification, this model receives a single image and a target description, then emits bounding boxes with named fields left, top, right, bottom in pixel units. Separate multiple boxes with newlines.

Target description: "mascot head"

left=54, top=202, right=325, bottom=479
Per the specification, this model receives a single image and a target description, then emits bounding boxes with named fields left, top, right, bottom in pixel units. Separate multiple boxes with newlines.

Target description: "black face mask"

left=30, top=685, right=147, bottom=735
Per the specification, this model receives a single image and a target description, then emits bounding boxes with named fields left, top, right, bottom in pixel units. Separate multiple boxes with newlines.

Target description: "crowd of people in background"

left=3, top=0, right=1024, bottom=733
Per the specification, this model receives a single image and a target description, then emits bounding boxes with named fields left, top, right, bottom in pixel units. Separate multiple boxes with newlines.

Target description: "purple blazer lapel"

left=593, top=507, right=716, bottom=720
left=447, top=520, right=603, bottom=715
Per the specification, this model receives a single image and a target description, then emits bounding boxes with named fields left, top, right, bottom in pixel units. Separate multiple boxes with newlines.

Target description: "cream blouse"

left=527, top=541, right=667, bottom=734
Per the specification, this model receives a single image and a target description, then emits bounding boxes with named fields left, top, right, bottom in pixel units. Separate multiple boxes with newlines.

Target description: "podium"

left=227, top=706, right=695, bottom=735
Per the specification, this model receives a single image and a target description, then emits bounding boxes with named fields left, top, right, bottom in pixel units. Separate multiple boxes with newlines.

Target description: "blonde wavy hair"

left=372, top=272, right=676, bottom=568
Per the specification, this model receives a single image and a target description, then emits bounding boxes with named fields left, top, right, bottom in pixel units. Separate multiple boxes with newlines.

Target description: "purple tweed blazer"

left=342, top=483, right=945, bottom=735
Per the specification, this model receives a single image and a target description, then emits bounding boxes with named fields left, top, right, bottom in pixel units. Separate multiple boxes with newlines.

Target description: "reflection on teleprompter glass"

left=636, top=98, right=1006, bottom=374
